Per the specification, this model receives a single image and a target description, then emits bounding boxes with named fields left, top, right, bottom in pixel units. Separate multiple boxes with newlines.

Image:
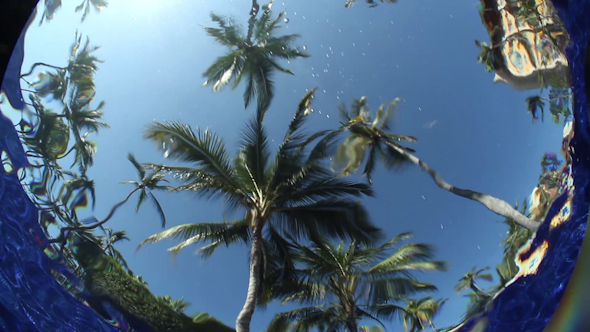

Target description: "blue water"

left=0, top=1, right=589, bottom=331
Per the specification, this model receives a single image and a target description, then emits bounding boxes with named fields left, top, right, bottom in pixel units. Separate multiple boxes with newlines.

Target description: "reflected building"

left=477, top=0, right=570, bottom=91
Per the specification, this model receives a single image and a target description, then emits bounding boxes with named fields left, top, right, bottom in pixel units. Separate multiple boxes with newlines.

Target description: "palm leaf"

left=144, top=121, right=240, bottom=194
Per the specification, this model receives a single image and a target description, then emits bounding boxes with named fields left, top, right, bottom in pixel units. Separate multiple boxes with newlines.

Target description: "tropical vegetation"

left=12, top=1, right=572, bottom=331
left=264, top=232, right=447, bottom=331
left=40, top=0, right=108, bottom=25
left=16, top=31, right=229, bottom=329
left=401, top=297, right=447, bottom=332
left=330, top=95, right=541, bottom=232
left=136, top=89, right=384, bottom=332
left=344, top=0, right=399, bottom=8
left=202, top=4, right=309, bottom=114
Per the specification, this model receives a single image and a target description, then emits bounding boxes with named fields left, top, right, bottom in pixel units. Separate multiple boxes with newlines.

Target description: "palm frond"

left=275, top=198, right=383, bottom=245
left=137, top=220, right=249, bottom=255
left=144, top=121, right=240, bottom=194
left=146, top=191, right=166, bottom=228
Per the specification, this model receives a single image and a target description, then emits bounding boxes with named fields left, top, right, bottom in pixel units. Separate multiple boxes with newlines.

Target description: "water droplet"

left=284, top=18, right=289, bottom=23
left=302, top=45, right=307, bottom=50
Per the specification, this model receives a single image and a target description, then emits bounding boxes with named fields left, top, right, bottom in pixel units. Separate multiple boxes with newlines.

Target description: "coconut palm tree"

left=345, top=0, right=399, bottom=8
left=475, top=40, right=494, bottom=73
left=491, top=260, right=514, bottom=294
left=49, top=153, right=170, bottom=249
left=202, top=5, right=309, bottom=115
left=401, top=297, right=447, bottom=332
left=71, top=235, right=235, bottom=332
left=39, top=0, right=63, bottom=25
left=548, top=87, right=572, bottom=124
left=22, top=32, right=108, bottom=173
left=265, top=232, right=447, bottom=332
left=158, top=295, right=192, bottom=314
left=101, top=227, right=132, bottom=272
left=454, top=266, right=493, bottom=297
left=526, top=96, right=545, bottom=122
left=75, top=0, right=108, bottom=22
left=499, top=201, right=533, bottom=259
left=136, top=90, right=383, bottom=332
left=121, top=153, right=168, bottom=227
left=332, top=96, right=540, bottom=232
left=460, top=290, right=493, bottom=322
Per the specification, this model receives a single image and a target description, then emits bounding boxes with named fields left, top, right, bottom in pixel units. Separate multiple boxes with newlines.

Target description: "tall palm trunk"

left=236, top=221, right=264, bottom=332
left=346, top=307, right=358, bottom=332
left=346, top=318, right=358, bottom=332
left=428, top=319, right=436, bottom=331
left=470, top=281, right=491, bottom=297
left=381, top=140, right=540, bottom=232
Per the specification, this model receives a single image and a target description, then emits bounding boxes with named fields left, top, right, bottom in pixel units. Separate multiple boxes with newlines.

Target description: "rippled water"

left=0, top=0, right=589, bottom=331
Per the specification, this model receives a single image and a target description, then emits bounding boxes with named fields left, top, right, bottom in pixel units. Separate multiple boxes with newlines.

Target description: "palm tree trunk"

left=346, top=312, right=358, bottom=332
left=235, top=221, right=264, bottom=332
left=428, top=319, right=436, bottom=331
left=382, top=140, right=540, bottom=232
left=470, top=281, right=491, bottom=297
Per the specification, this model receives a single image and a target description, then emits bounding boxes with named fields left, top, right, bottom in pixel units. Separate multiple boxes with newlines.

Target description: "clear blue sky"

left=7, top=0, right=567, bottom=330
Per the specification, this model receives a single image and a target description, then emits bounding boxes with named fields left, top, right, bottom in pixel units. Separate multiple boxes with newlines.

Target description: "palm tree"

left=402, top=297, right=447, bottom=332
left=265, top=232, right=447, bottom=332
left=75, top=0, right=108, bottom=22
left=548, top=87, right=572, bottom=124
left=475, top=40, right=494, bottom=73
left=121, top=153, right=168, bottom=227
left=158, top=295, right=192, bottom=314
left=332, top=96, right=540, bottom=232
left=345, top=0, right=399, bottom=8
left=491, top=260, right=514, bottom=294
left=460, top=290, right=493, bottom=322
left=454, top=266, right=493, bottom=297
left=71, top=235, right=235, bottom=332
left=101, top=227, right=132, bottom=272
left=39, top=0, right=63, bottom=25
left=23, top=32, right=108, bottom=173
left=49, top=153, right=170, bottom=249
left=499, top=201, right=533, bottom=260
left=202, top=6, right=309, bottom=114
left=526, top=96, right=545, bottom=122
left=136, top=90, right=383, bottom=332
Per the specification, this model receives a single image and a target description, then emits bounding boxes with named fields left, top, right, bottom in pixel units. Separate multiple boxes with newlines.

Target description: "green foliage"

left=138, top=89, right=382, bottom=258
left=40, top=0, right=108, bottom=24
left=475, top=40, right=494, bottom=73
left=332, top=96, right=416, bottom=183
left=202, top=9, right=309, bottom=115
left=401, top=297, right=447, bottom=332
left=526, top=96, right=545, bottom=123
left=157, top=295, right=192, bottom=314
left=75, top=0, right=109, bottom=22
left=74, top=238, right=234, bottom=332
left=454, top=266, right=493, bottom=295
left=454, top=267, right=495, bottom=321
left=265, top=233, right=447, bottom=331
left=138, top=90, right=384, bottom=331
left=121, top=153, right=170, bottom=227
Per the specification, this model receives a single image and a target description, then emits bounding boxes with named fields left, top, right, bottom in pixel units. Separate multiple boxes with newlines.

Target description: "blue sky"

left=5, top=0, right=568, bottom=330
